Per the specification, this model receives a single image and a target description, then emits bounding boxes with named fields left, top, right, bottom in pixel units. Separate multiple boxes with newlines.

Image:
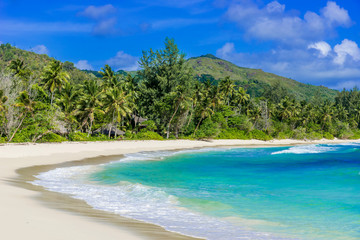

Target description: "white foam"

left=271, top=144, right=338, bottom=155
left=31, top=155, right=290, bottom=240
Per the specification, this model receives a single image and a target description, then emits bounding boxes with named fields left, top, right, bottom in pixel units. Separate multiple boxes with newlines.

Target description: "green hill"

left=186, top=54, right=338, bottom=101
left=0, top=43, right=94, bottom=83
left=0, top=44, right=338, bottom=101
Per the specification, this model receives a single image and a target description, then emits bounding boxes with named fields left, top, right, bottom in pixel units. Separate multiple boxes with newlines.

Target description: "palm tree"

left=104, top=87, right=132, bottom=138
left=77, top=80, right=104, bottom=136
left=232, top=87, right=249, bottom=114
left=8, top=91, right=36, bottom=142
left=99, top=64, right=118, bottom=88
left=41, top=60, right=70, bottom=105
left=219, top=76, right=235, bottom=105
left=57, top=83, right=78, bottom=131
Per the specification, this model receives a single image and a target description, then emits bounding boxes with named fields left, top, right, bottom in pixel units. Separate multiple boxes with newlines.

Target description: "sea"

left=32, top=143, right=360, bottom=240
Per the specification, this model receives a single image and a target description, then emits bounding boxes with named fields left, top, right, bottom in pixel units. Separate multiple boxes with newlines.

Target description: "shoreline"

left=1, top=139, right=359, bottom=240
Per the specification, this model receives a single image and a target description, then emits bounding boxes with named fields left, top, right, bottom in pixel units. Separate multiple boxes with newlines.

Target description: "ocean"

left=32, top=143, right=360, bottom=240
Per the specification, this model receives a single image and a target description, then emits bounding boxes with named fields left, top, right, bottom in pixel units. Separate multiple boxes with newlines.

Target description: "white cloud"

left=321, top=1, right=351, bottom=27
left=92, top=18, right=117, bottom=35
left=308, top=41, right=332, bottom=57
left=79, top=4, right=116, bottom=20
left=215, top=41, right=360, bottom=90
left=334, top=39, right=360, bottom=65
left=75, top=60, right=93, bottom=70
left=29, top=45, right=49, bottom=55
left=266, top=1, right=285, bottom=14
left=216, top=42, right=235, bottom=59
left=225, top=1, right=351, bottom=45
left=106, top=51, right=139, bottom=71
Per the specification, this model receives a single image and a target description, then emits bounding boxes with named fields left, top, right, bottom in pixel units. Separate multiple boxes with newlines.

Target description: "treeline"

left=0, top=38, right=359, bottom=143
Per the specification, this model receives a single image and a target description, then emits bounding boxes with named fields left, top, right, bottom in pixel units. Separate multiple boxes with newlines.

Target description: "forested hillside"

left=187, top=54, right=338, bottom=101
left=0, top=39, right=359, bottom=143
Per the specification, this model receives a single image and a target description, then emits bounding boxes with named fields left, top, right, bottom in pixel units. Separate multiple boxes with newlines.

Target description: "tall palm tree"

left=41, top=60, right=70, bottom=105
left=8, top=91, right=36, bottom=142
left=232, top=87, right=249, bottom=114
left=77, top=80, right=104, bottom=136
left=219, top=76, right=235, bottom=106
left=99, top=64, right=118, bottom=88
left=57, top=83, right=78, bottom=131
left=104, top=87, right=132, bottom=138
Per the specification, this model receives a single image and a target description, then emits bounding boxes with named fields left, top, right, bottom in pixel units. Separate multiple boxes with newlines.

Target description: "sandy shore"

left=1, top=139, right=359, bottom=240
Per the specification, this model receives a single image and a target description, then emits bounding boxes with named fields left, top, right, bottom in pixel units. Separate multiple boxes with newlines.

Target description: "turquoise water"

left=33, top=143, right=360, bottom=240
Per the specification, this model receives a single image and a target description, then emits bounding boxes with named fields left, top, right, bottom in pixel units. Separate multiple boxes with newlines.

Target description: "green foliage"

left=276, top=131, right=292, bottom=140
left=217, top=128, right=250, bottom=139
left=38, top=132, right=67, bottom=143
left=306, top=131, right=323, bottom=140
left=195, top=118, right=220, bottom=139
left=68, top=132, right=91, bottom=141
left=349, top=130, right=360, bottom=140
left=249, top=129, right=272, bottom=141
left=134, top=131, right=163, bottom=140
left=292, top=127, right=307, bottom=140
left=323, top=132, right=334, bottom=140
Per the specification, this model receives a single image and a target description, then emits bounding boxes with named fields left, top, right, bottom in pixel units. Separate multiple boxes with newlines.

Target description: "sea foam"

left=31, top=150, right=289, bottom=240
left=271, top=144, right=339, bottom=155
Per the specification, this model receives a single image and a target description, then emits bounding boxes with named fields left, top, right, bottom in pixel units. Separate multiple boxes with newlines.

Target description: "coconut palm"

left=99, top=64, right=118, bottom=88
left=104, top=87, right=132, bottom=138
left=219, top=76, right=235, bottom=105
left=77, top=80, right=104, bottom=136
left=41, top=60, right=70, bottom=105
left=57, top=83, right=79, bottom=131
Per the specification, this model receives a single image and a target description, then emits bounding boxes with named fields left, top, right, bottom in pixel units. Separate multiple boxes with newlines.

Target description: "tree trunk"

left=8, top=114, right=25, bottom=142
left=88, top=120, right=93, bottom=137
left=51, top=91, right=54, bottom=106
left=167, top=100, right=181, bottom=139
left=193, top=118, right=203, bottom=136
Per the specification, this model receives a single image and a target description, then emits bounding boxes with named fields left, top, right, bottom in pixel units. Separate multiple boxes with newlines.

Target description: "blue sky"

left=0, top=0, right=359, bottom=89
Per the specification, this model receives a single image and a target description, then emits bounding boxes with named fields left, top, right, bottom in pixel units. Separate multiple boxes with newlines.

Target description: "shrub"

left=306, top=131, right=323, bottom=140
left=249, top=129, right=272, bottom=141
left=323, top=132, right=334, bottom=140
left=38, top=132, right=67, bottom=143
left=349, top=130, right=360, bottom=140
left=276, top=131, right=292, bottom=140
left=217, top=128, right=250, bottom=139
left=135, top=131, right=163, bottom=140
left=68, top=132, right=90, bottom=141
left=195, top=119, right=220, bottom=139
left=292, top=127, right=306, bottom=140
left=0, top=137, right=6, bottom=143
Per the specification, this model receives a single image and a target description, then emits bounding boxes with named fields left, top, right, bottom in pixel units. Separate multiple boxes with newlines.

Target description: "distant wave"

left=271, top=144, right=339, bottom=155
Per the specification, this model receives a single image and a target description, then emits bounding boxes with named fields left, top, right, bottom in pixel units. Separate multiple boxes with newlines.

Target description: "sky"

left=0, top=0, right=360, bottom=90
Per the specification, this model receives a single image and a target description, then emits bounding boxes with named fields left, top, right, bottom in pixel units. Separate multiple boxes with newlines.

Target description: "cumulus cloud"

left=78, top=4, right=116, bottom=19
left=216, top=41, right=360, bottom=90
left=92, top=18, right=117, bottom=35
left=225, top=1, right=351, bottom=45
left=75, top=60, right=93, bottom=70
left=333, top=39, right=360, bottom=65
left=308, top=41, right=332, bottom=57
left=321, top=1, right=351, bottom=27
left=78, top=4, right=118, bottom=36
left=29, top=45, right=49, bottom=55
left=106, top=51, right=139, bottom=71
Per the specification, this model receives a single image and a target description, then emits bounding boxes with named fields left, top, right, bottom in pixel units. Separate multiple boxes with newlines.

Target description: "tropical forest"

left=0, top=38, right=360, bottom=143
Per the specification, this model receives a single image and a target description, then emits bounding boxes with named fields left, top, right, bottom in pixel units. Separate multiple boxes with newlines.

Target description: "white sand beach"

left=1, top=139, right=359, bottom=240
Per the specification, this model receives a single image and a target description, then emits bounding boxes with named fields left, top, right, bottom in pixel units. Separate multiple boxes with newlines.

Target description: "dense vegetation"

left=0, top=39, right=359, bottom=143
